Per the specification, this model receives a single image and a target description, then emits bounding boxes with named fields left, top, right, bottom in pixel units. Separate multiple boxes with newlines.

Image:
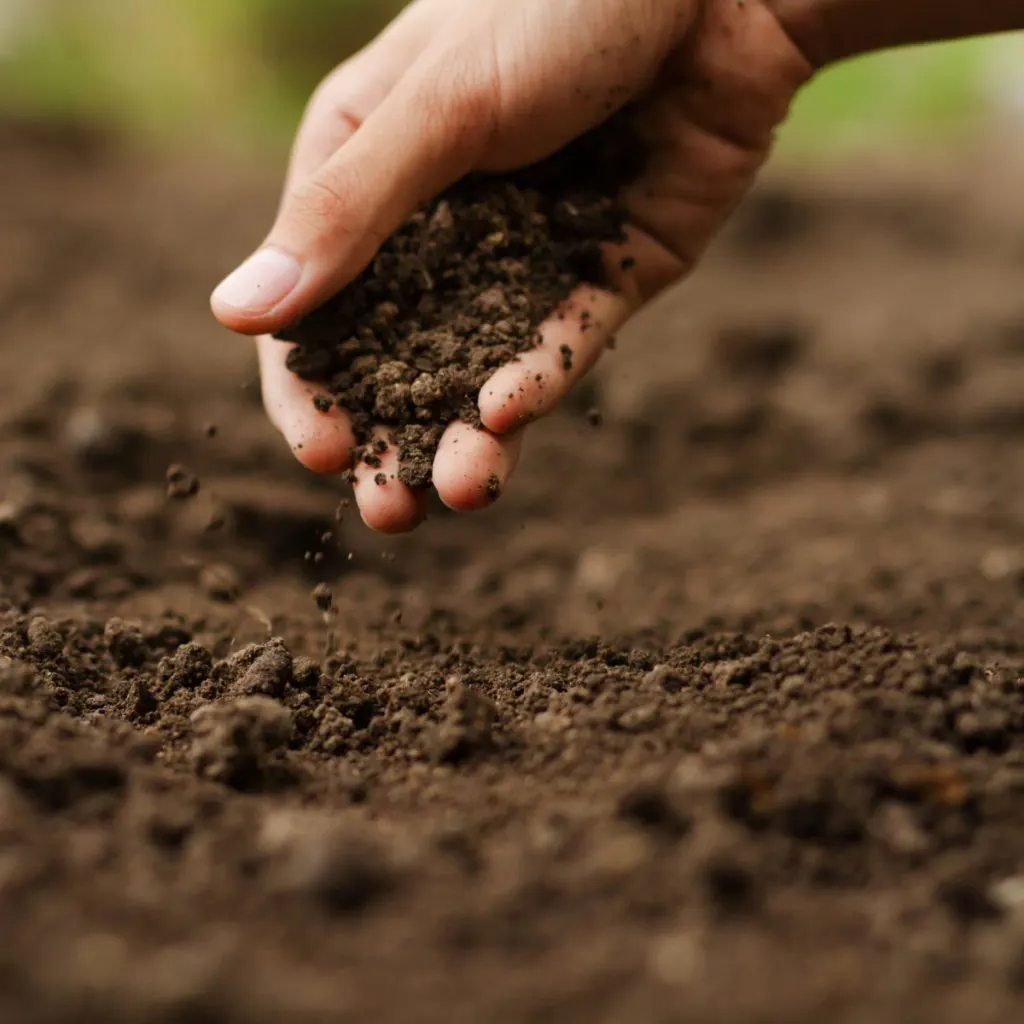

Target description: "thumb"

left=211, top=65, right=494, bottom=336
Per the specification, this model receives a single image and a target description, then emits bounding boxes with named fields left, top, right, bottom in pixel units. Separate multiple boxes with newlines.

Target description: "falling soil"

left=4, top=119, right=1024, bottom=1023
left=278, top=120, right=641, bottom=486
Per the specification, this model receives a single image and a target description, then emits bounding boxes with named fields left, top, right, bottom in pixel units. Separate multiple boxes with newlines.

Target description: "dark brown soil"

left=278, top=122, right=639, bottom=486
left=4, top=118, right=1024, bottom=1023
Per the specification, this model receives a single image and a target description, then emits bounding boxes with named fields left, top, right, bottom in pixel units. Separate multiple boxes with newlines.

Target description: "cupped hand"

left=211, top=0, right=813, bottom=533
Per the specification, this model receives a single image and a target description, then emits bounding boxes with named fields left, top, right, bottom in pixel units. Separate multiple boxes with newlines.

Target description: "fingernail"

left=212, top=248, right=301, bottom=314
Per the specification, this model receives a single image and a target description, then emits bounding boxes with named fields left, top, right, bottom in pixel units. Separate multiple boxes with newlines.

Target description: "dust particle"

left=312, top=583, right=333, bottom=614
left=166, top=464, right=200, bottom=501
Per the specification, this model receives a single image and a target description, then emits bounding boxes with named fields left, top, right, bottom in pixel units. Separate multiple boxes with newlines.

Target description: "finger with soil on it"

left=257, top=335, right=356, bottom=474
left=479, top=286, right=633, bottom=435
left=431, top=421, right=523, bottom=512
left=352, top=427, right=427, bottom=535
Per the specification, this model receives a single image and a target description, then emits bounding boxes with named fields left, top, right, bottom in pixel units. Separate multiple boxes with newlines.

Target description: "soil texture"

left=3, top=119, right=1024, bottom=1022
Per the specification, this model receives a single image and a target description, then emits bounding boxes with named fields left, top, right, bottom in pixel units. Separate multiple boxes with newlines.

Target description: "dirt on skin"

left=279, top=119, right=640, bottom=487
left=4, top=118, right=1024, bottom=1023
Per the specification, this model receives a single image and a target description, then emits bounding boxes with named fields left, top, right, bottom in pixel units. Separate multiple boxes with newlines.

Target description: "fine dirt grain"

left=3, top=119, right=1024, bottom=1023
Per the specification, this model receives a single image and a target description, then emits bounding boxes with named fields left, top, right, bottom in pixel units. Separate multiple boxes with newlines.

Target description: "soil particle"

left=123, top=677, right=159, bottom=720
left=311, top=582, right=333, bottom=613
left=232, top=638, right=293, bottom=698
left=871, top=801, right=932, bottom=858
left=165, top=463, right=200, bottom=500
left=190, top=696, right=293, bottom=789
left=643, top=664, right=684, bottom=693
left=278, top=118, right=642, bottom=484
left=0, top=657, right=40, bottom=699
left=26, top=616, right=63, bottom=659
left=103, top=617, right=148, bottom=669
left=159, top=641, right=213, bottom=692
left=433, top=680, right=501, bottom=765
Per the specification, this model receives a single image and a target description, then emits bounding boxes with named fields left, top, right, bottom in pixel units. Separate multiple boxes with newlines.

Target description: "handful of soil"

left=276, top=116, right=643, bottom=487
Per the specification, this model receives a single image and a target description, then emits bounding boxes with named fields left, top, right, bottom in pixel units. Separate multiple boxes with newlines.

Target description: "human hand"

left=211, top=0, right=812, bottom=533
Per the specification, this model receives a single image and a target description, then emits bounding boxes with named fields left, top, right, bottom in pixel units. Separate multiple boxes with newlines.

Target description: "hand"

left=211, top=0, right=812, bottom=533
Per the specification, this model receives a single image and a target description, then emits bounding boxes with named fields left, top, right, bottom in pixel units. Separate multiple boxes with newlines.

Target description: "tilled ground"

left=3, top=121, right=1024, bottom=1023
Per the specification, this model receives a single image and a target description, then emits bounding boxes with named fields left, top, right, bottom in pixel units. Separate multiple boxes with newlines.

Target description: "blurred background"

left=1, top=0, right=1022, bottom=161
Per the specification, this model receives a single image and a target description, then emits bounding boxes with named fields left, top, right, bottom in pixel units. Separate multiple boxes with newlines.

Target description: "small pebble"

left=312, top=583, right=333, bottom=614
left=199, top=563, right=241, bottom=603
left=166, top=464, right=200, bottom=501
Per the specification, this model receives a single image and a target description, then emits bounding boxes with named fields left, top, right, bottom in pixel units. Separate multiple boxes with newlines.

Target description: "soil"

left=3, top=117, right=1024, bottom=1023
left=279, top=120, right=639, bottom=487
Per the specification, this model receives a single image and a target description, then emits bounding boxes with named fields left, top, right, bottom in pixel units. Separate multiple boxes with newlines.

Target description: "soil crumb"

left=165, top=463, right=200, bottom=500
left=312, top=582, right=333, bottom=613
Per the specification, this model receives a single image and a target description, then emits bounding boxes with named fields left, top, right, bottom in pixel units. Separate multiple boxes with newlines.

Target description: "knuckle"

left=312, top=69, right=365, bottom=132
left=306, top=70, right=342, bottom=117
left=286, top=173, right=354, bottom=239
left=296, top=66, right=368, bottom=161
left=412, top=52, right=498, bottom=165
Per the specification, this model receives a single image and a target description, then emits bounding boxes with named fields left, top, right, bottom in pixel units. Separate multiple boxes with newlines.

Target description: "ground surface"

left=3, top=121, right=1024, bottom=1023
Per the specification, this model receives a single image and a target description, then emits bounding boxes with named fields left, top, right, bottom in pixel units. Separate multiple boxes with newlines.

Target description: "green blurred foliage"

left=0, top=0, right=403, bottom=148
left=782, top=37, right=995, bottom=156
left=0, top=0, right=1013, bottom=157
